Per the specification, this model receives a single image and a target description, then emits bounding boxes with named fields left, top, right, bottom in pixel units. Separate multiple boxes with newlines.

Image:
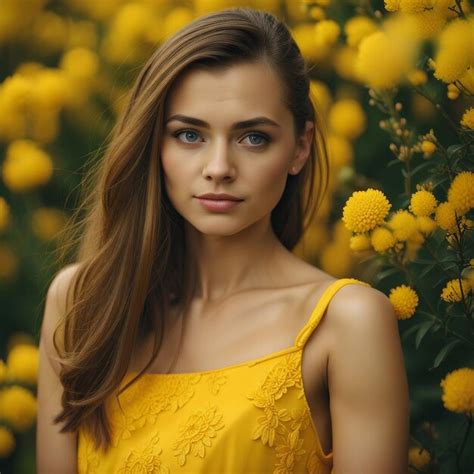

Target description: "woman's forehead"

left=165, top=61, right=288, bottom=119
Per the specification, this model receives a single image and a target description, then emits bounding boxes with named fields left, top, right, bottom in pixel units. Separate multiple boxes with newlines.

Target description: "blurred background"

left=0, top=0, right=473, bottom=472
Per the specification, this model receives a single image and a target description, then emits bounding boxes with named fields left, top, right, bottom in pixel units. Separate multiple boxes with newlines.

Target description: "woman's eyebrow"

left=165, top=114, right=281, bottom=129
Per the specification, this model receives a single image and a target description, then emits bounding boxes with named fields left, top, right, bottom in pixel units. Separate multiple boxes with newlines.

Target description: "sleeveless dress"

left=77, top=277, right=371, bottom=473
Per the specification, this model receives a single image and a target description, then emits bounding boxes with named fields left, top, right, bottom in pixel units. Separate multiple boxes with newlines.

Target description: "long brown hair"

left=50, top=7, right=329, bottom=451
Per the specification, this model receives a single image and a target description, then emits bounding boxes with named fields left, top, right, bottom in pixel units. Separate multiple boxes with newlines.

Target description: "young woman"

left=36, top=7, right=409, bottom=474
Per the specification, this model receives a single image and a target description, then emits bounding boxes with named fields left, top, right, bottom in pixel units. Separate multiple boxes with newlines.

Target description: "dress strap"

left=294, top=278, right=371, bottom=348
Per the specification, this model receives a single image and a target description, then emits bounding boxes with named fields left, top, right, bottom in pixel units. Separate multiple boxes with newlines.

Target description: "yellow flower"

left=405, top=0, right=452, bottom=40
left=416, top=216, right=437, bottom=235
left=291, top=24, right=322, bottom=63
left=371, top=226, right=396, bottom=252
left=328, top=99, right=366, bottom=140
left=387, top=210, right=418, bottom=241
left=342, top=188, right=392, bottom=233
left=163, top=7, right=193, bottom=39
left=407, top=69, right=428, bottom=86
left=0, top=386, right=37, bottom=431
left=31, top=207, right=68, bottom=242
left=458, top=67, right=474, bottom=94
left=409, top=190, right=437, bottom=217
left=0, top=426, right=15, bottom=458
left=59, top=47, right=99, bottom=82
left=435, top=201, right=458, bottom=232
left=2, top=140, right=53, bottom=192
left=344, top=15, right=378, bottom=49
left=408, top=446, right=431, bottom=471
left=389, top=284, right=419, bottom=320
left=7, top=344, right=39, bottom=385
left=355, top=29, right=415, bottom=89
left=420, top=140, right=436, bottom=155
left=433, top=18, right=474, bottom=83
left=314, top=19, right=340, bottom=48
left=399, top=0, right=434, bottom=13
left=441, top=278, right=470, bottom=303
left=349, top=233, right=371, bottom=251
left=447, top=171, right=474, bottom=215
left=384, top=0, right=400, bottom=11
left=460, top=107, right=474, bottom=130
left=447, top=83, right=460, bottom=100
left=0, top=197, right=10, bottom=231
left=440, top=367, right=474, bottom=415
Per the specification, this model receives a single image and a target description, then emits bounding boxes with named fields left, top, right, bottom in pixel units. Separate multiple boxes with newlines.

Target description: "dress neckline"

left=127, top=344, right=301, bottom=378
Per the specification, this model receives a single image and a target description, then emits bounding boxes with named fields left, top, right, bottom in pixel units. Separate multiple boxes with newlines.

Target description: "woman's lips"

left=195, top=197, right=242, bottom=212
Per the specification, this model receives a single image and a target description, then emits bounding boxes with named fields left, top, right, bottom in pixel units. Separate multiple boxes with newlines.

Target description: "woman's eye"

left=174, top=130, right=201, bottom=143
left=243, top=133, right=269, bottom=146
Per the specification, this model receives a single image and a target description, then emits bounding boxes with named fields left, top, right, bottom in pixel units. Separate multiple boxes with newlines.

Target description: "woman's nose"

left=202, top=140, right=236, bottom=181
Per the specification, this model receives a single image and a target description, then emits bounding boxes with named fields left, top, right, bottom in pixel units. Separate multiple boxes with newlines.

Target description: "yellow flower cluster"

left=408, top=446, right=431, bottom=472
left=440, top=278, right=471, bottom=303
left=389, top=284, right=419, bottom=320
left=1, top=139, right=53, bottom=192
left=447, top=171, right=474, bottom=216
left=461, top=107, right=474, bottom=130
left=342, top=188, right=392, bottom=233
left=6, top=344, right=39, bottom=385
left=0, top=386, right=37, bottom=431
left=344, top=16, right=378, bottom=49
left=433, top=16, right=474, bottom=83
left=31, top=207, right=68, bottom=242
left=435, top=201, right=458, bottom=232
left=409, top=190, right=438, bottom=217
left=440, top=367, right=474, bottom=415
left=328, top=99, right=367, bottom=140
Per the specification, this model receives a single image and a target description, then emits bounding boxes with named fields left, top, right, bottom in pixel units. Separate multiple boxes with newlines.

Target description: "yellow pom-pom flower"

left=399, top=0, right=434, bottom=13
left=327, top=133, right=354, bottom=168
left=7, top=344, right=39, bottom=385
left=60, top=47, right=99, bottom=82
left=163, top=7, right=194, bottom=39
left=384, top=0, right=400, bottom=12
left=440, top=367, right=474, bottom=415
left=314, top=19, right=340, bottom=48
left=388, top=210, right=418, bottom=241
left=370, top=226, right=396, bottom=252
left=0, top=426, right=15, bottom=458
left=433, top=18, right=473, bottom=83
left=420, top=140, right=436, bottom=155
left=349, top=233, right=371, bottom=251
left=441, top=278, right=470, bottom=303
left=447, top=171, right=474, bottom=216
left=410, top=190, right=437, bottom=217
left=342, top=188, right=392, bottom=233
left=0, top=360, right=7, bottom=382
left=408, top=446, right=431, bottom=471
left=2, top=140, right=53, bottom=192
left=416, top=216, right=437, bottom=235
left=328, top=99, right=366, bottom=140
left=389, top=284, right=419, bottom=320
left=344, top=15, right=378, bottom=49
left=460, top=107, right=474, bottom=130
left=0, top=197, right=10, bottom=231
left=0, top=386, right=37, bottom=431
left=435, top=201, right=458, bottom=232
left=407, top=69, right=428, bottom=86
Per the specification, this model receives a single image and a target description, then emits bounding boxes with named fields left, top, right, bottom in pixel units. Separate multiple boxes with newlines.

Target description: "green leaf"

left=387, top=158, right=401, bottom=168
left=447, top=144, right=464, bottom=158
left=374, top=267, right=400, bottom=283
left=432, top=340, right=461, bottom=369
left=411, top=160, right=433, bottom=176
left=418, top=263, right=436, bottom=280
left=415, top=320, right=435, bottom=349
left=402, top=322, right=426, bottom=341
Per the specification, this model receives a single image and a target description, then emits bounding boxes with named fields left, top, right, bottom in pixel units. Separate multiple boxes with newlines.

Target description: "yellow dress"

left=77, top=277, right=370, bottom=473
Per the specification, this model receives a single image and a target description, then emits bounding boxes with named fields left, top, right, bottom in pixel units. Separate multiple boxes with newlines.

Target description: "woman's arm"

left=328, top=284, right=410, bottom=473
left=37, top=264, right=80, bottom=474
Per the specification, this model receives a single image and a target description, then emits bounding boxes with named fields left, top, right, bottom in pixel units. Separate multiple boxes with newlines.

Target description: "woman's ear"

left=289, top=121, right=314, bottom=175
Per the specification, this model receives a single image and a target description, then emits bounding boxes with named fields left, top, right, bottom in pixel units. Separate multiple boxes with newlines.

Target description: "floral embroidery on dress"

left=306, top=448, right=328, bottom=474
left=247, top=351, right=319, bottom=473
left=79, top=431, right=101, bottom=474
left=171, top=403, right=225, bottom=467
left=108, top=373, right=202, bottom=447
left=117, top=432, right=170, bottom=474
left=207, top=372, right=227, bottom=395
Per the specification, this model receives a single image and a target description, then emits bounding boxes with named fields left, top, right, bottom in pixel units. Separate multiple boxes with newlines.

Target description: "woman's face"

left=161, top=61, right=313, bottom=236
